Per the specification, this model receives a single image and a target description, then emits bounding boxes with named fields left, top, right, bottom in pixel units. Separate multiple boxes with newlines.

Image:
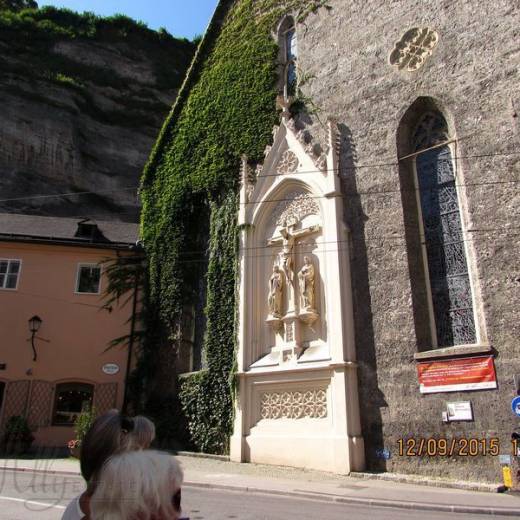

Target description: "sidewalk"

left=1, top=455, right=520, bottom=516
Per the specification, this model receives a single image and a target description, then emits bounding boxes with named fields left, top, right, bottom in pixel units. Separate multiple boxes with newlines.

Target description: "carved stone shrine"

left=230, top=116, right=365, bottom=474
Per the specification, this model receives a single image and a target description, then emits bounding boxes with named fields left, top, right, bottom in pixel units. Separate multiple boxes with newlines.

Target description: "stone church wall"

left=293, top=0, right=519, bottom=481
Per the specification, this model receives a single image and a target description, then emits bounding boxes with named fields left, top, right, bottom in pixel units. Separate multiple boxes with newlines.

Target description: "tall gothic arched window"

left=412, top=112, right=476, bottom=347
left=278, top=17, right=298, bottom=99
left=284, top=27, right=297, bottom=97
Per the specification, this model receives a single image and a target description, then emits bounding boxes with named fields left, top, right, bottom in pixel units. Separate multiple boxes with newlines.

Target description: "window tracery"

left=389, top=27, right=439, bottom=72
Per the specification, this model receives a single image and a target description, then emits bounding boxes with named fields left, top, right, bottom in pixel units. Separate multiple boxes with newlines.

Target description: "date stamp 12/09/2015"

left=397, top=438, right=520, bottom=457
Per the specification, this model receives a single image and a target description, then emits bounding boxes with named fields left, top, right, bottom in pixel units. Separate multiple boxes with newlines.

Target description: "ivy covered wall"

left=140, top=0, right=328, bottom=454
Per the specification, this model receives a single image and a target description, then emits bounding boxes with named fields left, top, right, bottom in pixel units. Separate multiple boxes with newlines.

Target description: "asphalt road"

left=0, top=469, right=515, bottom=520
left=0, top=469, right=78, bottom=519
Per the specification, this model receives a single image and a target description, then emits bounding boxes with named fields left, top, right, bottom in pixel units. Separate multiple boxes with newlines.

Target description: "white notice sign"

left=447, top=401, right=473, bottom=421
left=102, top=363, right=120, bottom=375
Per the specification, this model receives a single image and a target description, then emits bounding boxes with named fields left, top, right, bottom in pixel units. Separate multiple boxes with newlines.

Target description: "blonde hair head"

left=90, top=450, right=183, bottom=520
left=127, top=415, right=156, bottom=450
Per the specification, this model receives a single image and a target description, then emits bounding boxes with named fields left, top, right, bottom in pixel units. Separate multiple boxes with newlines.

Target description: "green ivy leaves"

left=140, top=0, right=328, bottom=454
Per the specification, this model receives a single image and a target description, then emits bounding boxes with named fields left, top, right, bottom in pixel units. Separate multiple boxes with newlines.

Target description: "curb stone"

left=184, top=481, right=520, bottom=517
left=350, top=471, right=500, bottom=493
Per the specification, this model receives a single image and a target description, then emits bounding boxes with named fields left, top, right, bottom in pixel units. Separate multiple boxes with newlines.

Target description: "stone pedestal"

left=265, top=314, right=282, bottom=332
left=281, top=312, right=302, bottom=361
left=298, top=308, right=319, bottom=325
left=282, top=312, right=299, bottom=345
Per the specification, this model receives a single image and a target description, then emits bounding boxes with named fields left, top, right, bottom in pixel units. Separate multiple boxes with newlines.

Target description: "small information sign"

left=102, top=363, right=120, bottom=375
left=447, top=401, right=473, bottom=421
left=499, top=455, right=512, bottom=466
left=375, top=448, right=391, bottom=460
left=512, top=396, right=520, bottom=417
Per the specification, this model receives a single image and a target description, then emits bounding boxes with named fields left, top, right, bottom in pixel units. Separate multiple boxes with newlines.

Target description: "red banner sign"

left=417, top=355, right=497, bottom=394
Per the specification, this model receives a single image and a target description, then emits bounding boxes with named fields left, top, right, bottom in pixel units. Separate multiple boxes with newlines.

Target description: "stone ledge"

left=350, top=470, right=500, bottom=493
left=414, top=344, right=493, bottom=361
left=176, top=451, right=230, bottom=461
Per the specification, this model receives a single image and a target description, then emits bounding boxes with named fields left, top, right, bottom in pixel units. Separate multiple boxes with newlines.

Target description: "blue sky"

left=39, top=0, right=220, bottom=39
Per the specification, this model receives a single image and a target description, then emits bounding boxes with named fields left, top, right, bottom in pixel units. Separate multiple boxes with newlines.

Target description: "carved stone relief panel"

left=260, top=388, right=327, bottom=419
left=271, top=192, right=320, bottom=228
left=389, top=27, right=439, bottom=72
left=277, top=150, right=299, bottom=174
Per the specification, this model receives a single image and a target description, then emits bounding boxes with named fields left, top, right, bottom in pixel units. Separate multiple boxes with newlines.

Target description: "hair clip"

left=120, top=415, right=134, bottom=434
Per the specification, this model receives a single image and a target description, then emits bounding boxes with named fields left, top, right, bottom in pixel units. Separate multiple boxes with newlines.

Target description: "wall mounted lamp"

left=28, top=315, right=42, bottom=361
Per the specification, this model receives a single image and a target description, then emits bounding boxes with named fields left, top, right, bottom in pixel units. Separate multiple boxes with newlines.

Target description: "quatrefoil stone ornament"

left=277, top=150, right=299, bottom=174
left=389, top=27, right=439, bottom=72
left=260, top=389, right=327, bottom=420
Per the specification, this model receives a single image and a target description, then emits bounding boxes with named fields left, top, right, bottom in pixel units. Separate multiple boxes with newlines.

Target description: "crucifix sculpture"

left=268, top=220, right=320, bottom=316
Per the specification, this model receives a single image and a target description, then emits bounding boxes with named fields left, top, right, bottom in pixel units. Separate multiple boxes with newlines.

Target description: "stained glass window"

left=413, top=112, right=476, bottom=346
left=283, top=25, right=297, bottom=98
left=286, top=62, right=297, bottom=96
left=285, top=29, right=297, bottom=61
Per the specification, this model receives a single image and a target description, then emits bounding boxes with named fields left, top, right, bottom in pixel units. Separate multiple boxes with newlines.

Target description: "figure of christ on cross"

left=268, top=221, right=320, bottom=314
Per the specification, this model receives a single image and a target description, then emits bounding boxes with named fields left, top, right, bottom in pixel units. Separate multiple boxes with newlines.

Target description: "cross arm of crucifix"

left=267, top=224, right=321, bottom=246
left=289, top=224, right=321, bottom=239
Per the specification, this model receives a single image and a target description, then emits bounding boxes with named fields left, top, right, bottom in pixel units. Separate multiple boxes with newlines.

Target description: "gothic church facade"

left=143, top=0, right=519, bottom=482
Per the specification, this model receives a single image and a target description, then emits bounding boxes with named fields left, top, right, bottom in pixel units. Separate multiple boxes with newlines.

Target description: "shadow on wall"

left=315, top=252, right=327, bottom=343
left=338, top=123, right=389, bottom=471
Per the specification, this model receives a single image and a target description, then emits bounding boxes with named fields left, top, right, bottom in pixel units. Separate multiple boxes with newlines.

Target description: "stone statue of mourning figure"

left=298, top=256, right=318, bottom=324
left=268, top=264, right=284, bottom=318
left=298, top=256, right=315, bottom=310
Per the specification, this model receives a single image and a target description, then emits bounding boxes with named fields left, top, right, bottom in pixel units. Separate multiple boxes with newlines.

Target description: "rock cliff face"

left=0, top=8, right=196, bottom=221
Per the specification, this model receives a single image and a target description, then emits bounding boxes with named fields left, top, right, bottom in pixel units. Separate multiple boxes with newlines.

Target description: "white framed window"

left=276, top=16, right=298, bottom=100
left=0, top=259, right=21, bottom=290
left=75, top=264, right=101, bottom=294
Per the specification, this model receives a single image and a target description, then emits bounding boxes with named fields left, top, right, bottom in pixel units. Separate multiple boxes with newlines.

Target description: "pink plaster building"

left=0, top=214, right=139, bottom=450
